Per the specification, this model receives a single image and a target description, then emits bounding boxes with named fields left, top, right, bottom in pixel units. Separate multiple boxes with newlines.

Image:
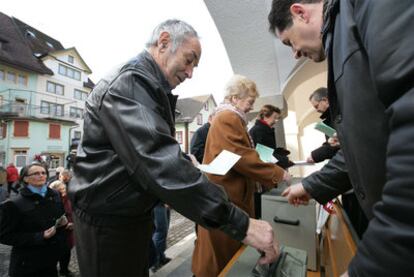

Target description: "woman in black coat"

left=249, top=104, right=292, bottom=169
left=0, top=163, right=67, bottom=277
left=249, top=104, right=292, bottom=218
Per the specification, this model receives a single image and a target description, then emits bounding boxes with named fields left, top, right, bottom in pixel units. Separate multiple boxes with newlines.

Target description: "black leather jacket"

left=69, top=51, right=248, bottom=241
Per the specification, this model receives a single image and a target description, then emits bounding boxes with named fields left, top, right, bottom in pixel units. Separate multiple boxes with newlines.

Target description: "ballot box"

left=261, top=183, right=318, bottom=271
left=225, top=245, right=307, bottom=277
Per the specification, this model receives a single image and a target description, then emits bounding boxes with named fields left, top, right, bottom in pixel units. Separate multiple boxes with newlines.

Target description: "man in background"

left=190, top=111, right=215, bottom=163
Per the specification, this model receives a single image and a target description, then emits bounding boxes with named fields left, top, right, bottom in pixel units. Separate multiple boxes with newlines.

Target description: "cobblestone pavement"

left=0, top=210, right=194, bottom=277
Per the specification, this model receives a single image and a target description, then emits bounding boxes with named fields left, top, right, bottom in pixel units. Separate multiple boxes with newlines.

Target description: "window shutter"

left=49, top=123, right=61, bottom=139
left=14, top=121, right=29, bottom=137
left=1, top=123, right=6, bottom=138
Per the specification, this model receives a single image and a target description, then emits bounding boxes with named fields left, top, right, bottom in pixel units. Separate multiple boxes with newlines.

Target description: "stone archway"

left=282, top=60, right=328, bottom=177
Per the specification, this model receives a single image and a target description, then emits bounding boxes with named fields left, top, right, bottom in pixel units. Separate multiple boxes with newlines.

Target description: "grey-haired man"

left=70, top=19, right=281, bottom=276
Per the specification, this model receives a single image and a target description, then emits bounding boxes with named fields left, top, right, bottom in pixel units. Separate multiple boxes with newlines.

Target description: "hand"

left=282, top=171, right=291, bottom=183
left=242, top=218, right=280, bottom=265
left=328, top=133, right=340, bottom=147
left=59, top=215, right=68, bottom=227
left=306, top=156, right=315, bottom=163
left=66, top=222, right=74, bottom=230
left=340, top=271, right=349, bottom=277
left=43, top=226, right=56, bottom=239
left=282, top=183, right=311, bottom=206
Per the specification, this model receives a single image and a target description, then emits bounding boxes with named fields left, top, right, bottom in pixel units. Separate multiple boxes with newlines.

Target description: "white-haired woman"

left=192, top=75, right=289, bottom=277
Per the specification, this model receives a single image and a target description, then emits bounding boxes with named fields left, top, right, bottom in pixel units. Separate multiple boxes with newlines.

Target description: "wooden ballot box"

left=261, top=186, right=318, bottom=271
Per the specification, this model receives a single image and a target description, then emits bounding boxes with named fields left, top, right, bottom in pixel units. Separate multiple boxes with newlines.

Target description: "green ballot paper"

left=314, top=122, right=336, bottom=137
left=255, top=143, right=277, bottom=163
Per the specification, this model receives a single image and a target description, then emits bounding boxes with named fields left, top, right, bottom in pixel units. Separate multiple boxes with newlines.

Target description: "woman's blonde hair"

left=49, top=180, right=66, bottom=190
left=223, top=74, right=260, bottom=102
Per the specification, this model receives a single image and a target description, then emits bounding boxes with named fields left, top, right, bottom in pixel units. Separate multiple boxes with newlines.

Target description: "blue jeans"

left=152, top=203, right=171, bottom=266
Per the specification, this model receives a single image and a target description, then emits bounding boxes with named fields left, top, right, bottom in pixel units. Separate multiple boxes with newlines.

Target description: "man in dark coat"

left=306, top=87, right=339, bottom=163
left=308, top=87, right=368, bottom=237
left=269, top=0, right=414, bottom=275
left=190, top=112, right=215, bottom=163
left=70, top=19, right=280, bottom=276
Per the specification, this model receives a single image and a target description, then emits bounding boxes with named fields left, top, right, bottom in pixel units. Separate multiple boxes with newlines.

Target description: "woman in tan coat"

left=191, top=75, right=288, bottom=277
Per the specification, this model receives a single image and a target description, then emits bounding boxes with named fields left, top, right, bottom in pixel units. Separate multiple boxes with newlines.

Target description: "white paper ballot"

left=292, top=160, right=315, bottom=166
left=197, top=150, right=241, bottom=175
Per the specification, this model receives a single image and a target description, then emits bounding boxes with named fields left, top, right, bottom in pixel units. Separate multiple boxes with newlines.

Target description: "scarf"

left=215, top=103, right=255, bottom=147
left=27, top=184, right=48, bottom=197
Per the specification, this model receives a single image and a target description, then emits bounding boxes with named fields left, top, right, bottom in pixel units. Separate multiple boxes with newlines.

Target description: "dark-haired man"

left=268, top=0, right=414, bottom=275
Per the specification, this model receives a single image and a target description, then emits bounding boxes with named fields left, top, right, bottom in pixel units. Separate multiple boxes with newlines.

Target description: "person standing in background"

left=0, top=163, right=67, bottom=277
left=50, top=171, right=74, bottom=277
left=190, top=111, right=215, bottom=164
left=249, top=104, right=292, bottom=219
left=306, top=87, right=339, bottom=163
left=0, top=164, right=8, bottom=202
left=6, top=163, right=19, bottom=194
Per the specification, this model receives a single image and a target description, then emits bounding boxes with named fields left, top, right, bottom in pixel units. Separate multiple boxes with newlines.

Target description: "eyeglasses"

left=27, top=171, right=47, bottom=177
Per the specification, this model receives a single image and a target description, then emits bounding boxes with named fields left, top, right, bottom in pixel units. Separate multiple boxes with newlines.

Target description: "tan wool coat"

left=191, top=110, right=285, bottom=277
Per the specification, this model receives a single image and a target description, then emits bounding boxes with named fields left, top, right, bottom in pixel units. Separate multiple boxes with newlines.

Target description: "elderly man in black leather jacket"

left=70, top=19, right=282, bottom=277
left=269, top=0, right=414, bottom=276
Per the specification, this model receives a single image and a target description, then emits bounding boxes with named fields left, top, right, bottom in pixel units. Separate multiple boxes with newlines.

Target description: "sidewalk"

left=0, top=210, right=195, bottom=277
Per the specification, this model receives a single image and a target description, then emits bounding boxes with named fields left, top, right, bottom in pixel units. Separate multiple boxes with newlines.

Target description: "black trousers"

left=73, top=213, right=153, bottom=277
left=58, top=243, right=71, bottom=273
left=342, top=193, right=369, bottom=238
left=10, top=266, right=57, bottom=277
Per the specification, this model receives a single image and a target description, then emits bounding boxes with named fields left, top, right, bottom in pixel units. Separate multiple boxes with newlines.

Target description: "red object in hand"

left=323, top=200, right=335, bottom=214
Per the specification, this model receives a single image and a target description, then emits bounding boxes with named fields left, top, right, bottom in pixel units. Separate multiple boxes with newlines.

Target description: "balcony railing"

left=0, top=102, right=80, bottom=122
left=0, top=89, right=82, bottom=122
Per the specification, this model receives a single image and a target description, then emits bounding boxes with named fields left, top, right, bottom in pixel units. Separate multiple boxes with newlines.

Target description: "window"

left=74, top=131, right=82, bottom=139
left=176, top=131, right=183, bottom=144
left=25, top=30, right=36, bottom=38
left=18, top=74, right=28, bottom=86
left=49, top=154, right=62, bottom=169
left=68, top=55, right=74, bottom=64
left=0, top=122, right=7, bottom=139
left=204, top=102, right=209, bottom=111
left=197, top=113, right=203, bottom=125
left=13, top=120, right=29, bottom=137
left=49, top=124, right=61, bottom=139
left=58, top=64, right=81, bottom=81
left=58, top=64, right=66, bottom=75
left=7, top=71, right=16, bottom=83
left=189, top=131, right=195, bottom=142
left=0, top=69, right=4, bottom=80
left=70, top=107, right=83, bottom=119
left=40, top=101, right=64, bottom=116
left=74, top=89, right=88, bottom=101
left=40, top=101, right=49, bottom=114
left=46, top=41, right=54, bottom=49
left=14, top=150, right=28, bottom=168
left=46, top=81, right=64, bottom=95
left=74, top=71, right=81, bottom=80
left=55, top=104, right=64, bottom=116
